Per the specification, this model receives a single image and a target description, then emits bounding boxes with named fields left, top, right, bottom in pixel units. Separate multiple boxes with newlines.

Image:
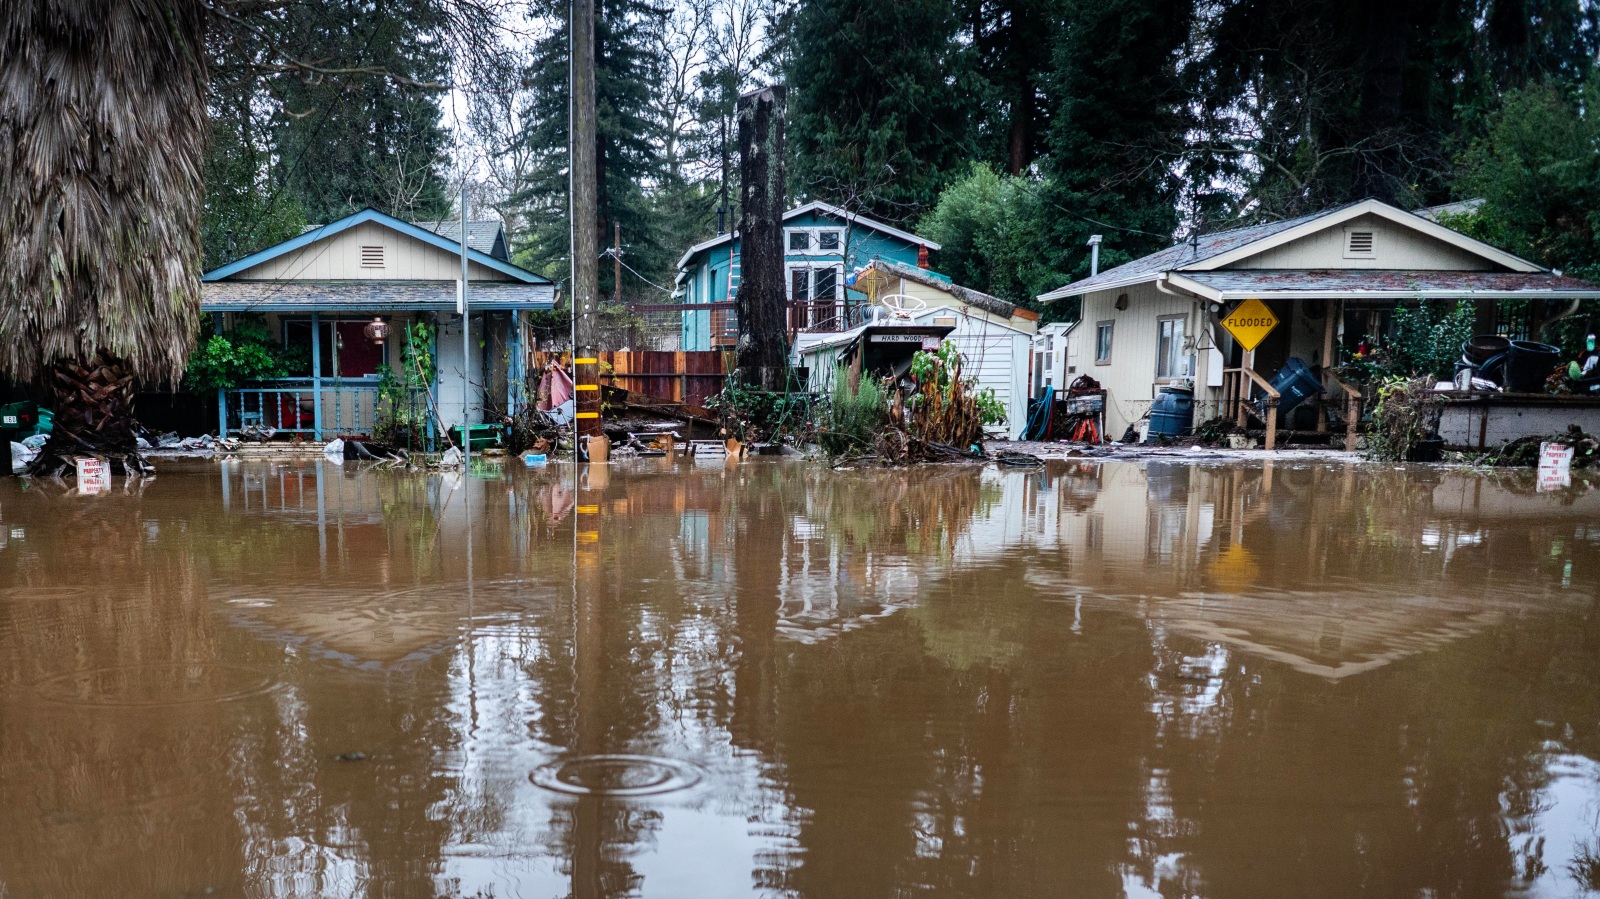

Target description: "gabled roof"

left=676, top=201, right=941, bottom=271
left=1038, top=198, right=1544, bottom=302
left=412, top=219, right=509, bottom=260
left=857, top=258, right=1032, bottom=321
left=203, top=208, right=548, bottom=283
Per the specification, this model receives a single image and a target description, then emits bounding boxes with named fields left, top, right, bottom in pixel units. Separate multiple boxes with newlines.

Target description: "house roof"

left=200, top=280, right=556, bottom=313
left=856, top=258, right=1035, bottom=321
left=412, top=219, right=509, bottom=260
left=675, top=200, right=941, bottom=271
left=203, top=208, right=547, bottom=283
left=1038, top=198, right=1545, bottom=302
left=1167, top=269, right=1600, bottom=301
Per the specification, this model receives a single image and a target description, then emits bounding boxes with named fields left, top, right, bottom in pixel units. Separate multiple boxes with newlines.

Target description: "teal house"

left=673, top=201, right=941, bottom=350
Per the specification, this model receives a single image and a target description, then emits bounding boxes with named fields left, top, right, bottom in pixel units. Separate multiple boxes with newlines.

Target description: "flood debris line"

left=1461, top=426, right=1600, bottom=468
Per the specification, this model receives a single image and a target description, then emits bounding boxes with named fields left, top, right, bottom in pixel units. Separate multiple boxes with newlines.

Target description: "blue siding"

left=679, top=207, right=932, bottom=347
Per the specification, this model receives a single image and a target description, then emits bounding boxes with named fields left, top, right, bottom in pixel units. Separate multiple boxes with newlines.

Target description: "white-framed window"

left=1156, top=315, right=1192, bottom=379
left=1095, top=321, right=1114, bottom=365
left=785, top=226, right=845, bottom=256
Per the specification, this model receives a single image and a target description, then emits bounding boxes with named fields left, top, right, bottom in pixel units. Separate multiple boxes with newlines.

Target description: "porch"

left=200, top=281, right=555, bottom=442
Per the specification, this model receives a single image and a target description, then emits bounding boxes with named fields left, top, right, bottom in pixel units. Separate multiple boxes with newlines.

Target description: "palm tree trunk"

left=31, top=351, right=144, bottom=476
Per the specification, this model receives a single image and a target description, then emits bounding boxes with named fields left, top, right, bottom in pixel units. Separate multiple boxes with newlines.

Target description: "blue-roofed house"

left=674, top=200, right=941, bottom=351
left=201, top=208, right=555, bottom=441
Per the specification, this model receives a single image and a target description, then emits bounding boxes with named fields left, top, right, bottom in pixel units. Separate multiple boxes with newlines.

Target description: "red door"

left=335, top=321, right=385, bottom=377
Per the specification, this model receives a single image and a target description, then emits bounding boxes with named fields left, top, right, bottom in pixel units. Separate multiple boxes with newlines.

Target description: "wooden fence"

left=533, top=350, right=730, bottom=407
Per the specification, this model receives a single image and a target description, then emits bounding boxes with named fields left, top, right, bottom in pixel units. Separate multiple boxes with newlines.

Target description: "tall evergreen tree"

left=960, top=0, right=1059, bottom=175
left=511, top=0, right=667, bottom=293
left=781, top=0, right=975, bottom=223
left=1037, top=0, right=1194, bottom=287
left=1190, top=0, right=1600, bottom=218
left=269, top=0, right=454, bottom=225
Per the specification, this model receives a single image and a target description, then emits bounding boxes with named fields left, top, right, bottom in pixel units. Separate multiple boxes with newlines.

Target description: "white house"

left=1038, top=198, right=1600, bottom=442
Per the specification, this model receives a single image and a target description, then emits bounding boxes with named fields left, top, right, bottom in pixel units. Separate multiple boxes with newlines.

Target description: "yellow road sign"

left=1221, top=298, right=1279, bottom=352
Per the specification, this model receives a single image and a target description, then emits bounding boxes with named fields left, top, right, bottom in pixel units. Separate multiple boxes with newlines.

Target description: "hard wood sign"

left=1221, top=298, right=1280, bottom=352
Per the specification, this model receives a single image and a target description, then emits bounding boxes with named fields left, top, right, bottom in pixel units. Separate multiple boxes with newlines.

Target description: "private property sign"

left=1221, top=299, right=1280, bottom=352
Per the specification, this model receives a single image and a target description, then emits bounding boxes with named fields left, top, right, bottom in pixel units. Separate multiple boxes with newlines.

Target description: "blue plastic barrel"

left=1266, top=357, right=1324, bottom=415
left=1146, top=386, right=1194, bottom=442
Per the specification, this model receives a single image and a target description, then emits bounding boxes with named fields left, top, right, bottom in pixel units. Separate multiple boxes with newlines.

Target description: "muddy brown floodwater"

left=0, top=458, right=1597, bottom=898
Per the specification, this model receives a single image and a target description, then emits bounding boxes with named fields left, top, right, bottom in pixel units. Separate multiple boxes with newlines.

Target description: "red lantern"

left=363, top=316, right=389, bottom=346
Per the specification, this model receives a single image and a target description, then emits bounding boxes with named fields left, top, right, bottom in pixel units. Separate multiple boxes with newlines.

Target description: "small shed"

left=848, top=260, right=1039, bottom=438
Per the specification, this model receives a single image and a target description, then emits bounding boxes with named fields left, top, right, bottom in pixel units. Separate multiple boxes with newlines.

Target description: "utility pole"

left=460, top=184, right=471, bottom=466
left=734, top=85, right=788, bottom=393
left=613, top=223, right=622, bottom=305
left=570, top=0, right=602, bottom=449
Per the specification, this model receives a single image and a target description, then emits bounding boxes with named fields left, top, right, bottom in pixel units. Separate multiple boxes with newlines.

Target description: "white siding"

left=1226, top=213, right=1495, bottom=271
left=883, top=278, right=1037, bottom=440
left=233, top=222, right=512, bottom=281
left=909, top=306, right=1032, bottom=438
left=1065, top=283, right=1215, bottom=439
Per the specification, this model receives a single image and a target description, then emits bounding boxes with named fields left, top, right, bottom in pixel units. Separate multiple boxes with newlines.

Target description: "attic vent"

left=360, top=245, right=386, bottom=268
left=1344, top=229, right=1375, bottom=258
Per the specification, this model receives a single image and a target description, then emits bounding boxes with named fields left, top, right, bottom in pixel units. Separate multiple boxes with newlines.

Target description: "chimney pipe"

left=1087, top=234, right=1103, bottom=277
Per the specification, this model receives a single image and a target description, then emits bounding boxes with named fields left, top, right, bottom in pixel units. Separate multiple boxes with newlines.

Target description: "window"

left=1344, top=228, right=1376, bottom=258
left=360, top=245, right=385, bottom=268
left=814, top=266, right=838, bottom=300
left=817, top=230, right=842, bottom=251
left=788, top=230, right=811, bottom=252
left=1156, top=316, right=1190, bottom=379
left=791, top=268, right=810, bottom=302
left=1095, top=321, right=1114, bottom=364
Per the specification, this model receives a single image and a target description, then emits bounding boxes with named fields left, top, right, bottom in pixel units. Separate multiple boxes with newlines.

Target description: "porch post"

left=214, top=314, right=228, bottom=438
left=1236, top=349, right=1251, bottom=431
left=1317, top=299, right=1335, bottom=434
left=311, top=311, right=324, bottom=440
left=509, top=310, right=523, bottom=411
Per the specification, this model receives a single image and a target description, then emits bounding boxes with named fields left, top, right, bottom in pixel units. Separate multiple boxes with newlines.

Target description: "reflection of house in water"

left=214, top=463, right=567, bottom=668
left=840, top=461, right=1596, bottom=681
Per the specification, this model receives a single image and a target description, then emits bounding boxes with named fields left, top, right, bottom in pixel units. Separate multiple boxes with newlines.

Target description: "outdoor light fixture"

left=363, top=316, right=390, bottom=346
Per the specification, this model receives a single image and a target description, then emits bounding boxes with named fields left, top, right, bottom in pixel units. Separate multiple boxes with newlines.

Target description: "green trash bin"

left=447, top=423, right=503, bottom=452
left=0, top=401, right=38, bottom=476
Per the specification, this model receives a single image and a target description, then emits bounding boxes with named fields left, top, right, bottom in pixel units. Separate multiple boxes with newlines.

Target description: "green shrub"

left=182, top=314, right=304, bottom=392
left=818, top=365, right=886, bottom=456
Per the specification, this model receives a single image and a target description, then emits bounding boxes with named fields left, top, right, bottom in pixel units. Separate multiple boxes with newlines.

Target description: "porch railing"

left=1221, top=367, right=1282, bottom=450
left=789, top=300, right=860, bottom=334
left=1222, top=367, right=1363, bottom=452
left=222, top=378, right=384, bottom=439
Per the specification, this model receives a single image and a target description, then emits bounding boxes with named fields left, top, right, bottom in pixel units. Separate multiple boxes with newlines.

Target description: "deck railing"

left=223, top=378, right=387, bottom=438
left=1221, top=367, right=1282, bottom=449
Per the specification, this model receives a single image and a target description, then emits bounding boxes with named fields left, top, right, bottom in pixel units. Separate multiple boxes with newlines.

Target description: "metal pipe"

left=1087, top=234, right=1102, bottom=277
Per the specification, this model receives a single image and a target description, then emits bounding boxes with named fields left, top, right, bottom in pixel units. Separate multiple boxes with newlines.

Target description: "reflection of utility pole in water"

left=571, top=458, right=606, bottom=899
